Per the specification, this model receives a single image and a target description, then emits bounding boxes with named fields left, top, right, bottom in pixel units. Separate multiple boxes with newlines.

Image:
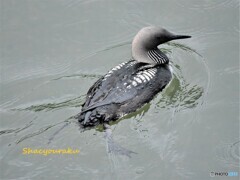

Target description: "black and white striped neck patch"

left=147, top=50, right=169, bottom=64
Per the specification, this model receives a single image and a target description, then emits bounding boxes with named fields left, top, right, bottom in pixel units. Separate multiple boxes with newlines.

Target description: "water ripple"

left=0, top=121, right=33, bottom=136
left=216, top=140, right=240, bottom=168
left=2, top=60, right=70, bottom=84
left=13, top=95, right=85, bottom=112
left=15, top=117, right=75, bottom=144
left=155, top=54, right=206, bottom=118
left=156, top=73, right=204, bottom=111
left=177, top=0, right=238, bottom=10
left=64, top=0, right=98, bottom=8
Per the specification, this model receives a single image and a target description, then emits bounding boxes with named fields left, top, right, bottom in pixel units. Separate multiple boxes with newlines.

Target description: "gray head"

left=132, top=26, right=191, bottom=64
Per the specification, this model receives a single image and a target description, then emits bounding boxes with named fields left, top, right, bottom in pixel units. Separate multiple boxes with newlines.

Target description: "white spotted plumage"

left=143, top=74, right=151, bottom=81
left=137, top=74, right=147, bottom=82
left=148, top=71, right=155, bottom=76
left=132, top=81, right=137, bottom=86
left=103, top=61, right=129, bottom=81
left=145, top=72, right=153, bottom=79
left=124, top=68, right=157, bottom=89
left=134, top=77, right=142, bottom=84
left=126, top=85, right=131, bottom=89
left=104, top=61, right=157, bottom=90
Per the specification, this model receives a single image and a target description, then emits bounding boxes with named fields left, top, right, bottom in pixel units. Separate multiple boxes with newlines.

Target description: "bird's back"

left=77, top=60, right=172, bottom=127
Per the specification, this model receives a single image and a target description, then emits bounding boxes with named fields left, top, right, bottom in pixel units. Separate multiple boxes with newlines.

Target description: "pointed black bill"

left=172, top=34, right=191, bottom=40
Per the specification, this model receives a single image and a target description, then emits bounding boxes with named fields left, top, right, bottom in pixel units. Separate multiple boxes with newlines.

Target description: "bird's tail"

left=77, top=109, right=105, bottom=127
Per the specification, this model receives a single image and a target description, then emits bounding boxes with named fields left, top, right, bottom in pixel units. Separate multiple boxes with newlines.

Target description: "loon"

left=77, top=26, right=191, bottom=127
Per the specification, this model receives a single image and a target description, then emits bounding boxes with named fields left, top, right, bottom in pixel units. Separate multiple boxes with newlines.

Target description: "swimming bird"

left=77, top=26, right=191, bottom=127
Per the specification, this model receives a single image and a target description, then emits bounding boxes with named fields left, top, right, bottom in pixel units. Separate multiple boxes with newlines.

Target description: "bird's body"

left=77, top=26, right=191, bottom=127
left=78, top=60, right=172, bottom=126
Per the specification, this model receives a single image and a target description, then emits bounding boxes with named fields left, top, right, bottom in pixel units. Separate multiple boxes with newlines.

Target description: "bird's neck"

left=132, top=46, right=169, bottom=65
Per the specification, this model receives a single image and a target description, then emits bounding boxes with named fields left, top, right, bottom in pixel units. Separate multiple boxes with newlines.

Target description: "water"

left=0, top=0, right=239, bottom=179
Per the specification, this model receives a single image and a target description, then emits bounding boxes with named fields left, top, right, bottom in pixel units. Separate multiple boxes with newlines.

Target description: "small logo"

left=210, top=171, right=238, bottom=177
left=210, top=172, right=215, bottom=177
left=228, top=172, right=238, bottom=177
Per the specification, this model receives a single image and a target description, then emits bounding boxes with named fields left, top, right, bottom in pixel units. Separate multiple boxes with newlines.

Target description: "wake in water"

left=2, top=41, right=210, bottom=161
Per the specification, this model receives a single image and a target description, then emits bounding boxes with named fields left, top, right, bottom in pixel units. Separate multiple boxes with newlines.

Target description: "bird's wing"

left=81, top=61, right=139, bottom=112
